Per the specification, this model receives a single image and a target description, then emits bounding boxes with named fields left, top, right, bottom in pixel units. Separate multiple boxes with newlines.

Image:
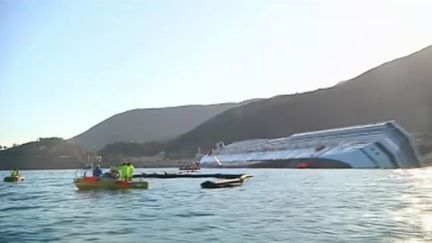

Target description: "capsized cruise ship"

left=200, top=121, right=422, bottom=169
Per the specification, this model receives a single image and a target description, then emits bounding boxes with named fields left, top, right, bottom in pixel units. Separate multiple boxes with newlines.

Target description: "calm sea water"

left=1, top=168, right=432, bottom=242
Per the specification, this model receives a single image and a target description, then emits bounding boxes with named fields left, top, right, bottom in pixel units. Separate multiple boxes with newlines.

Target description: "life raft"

left=3, top=176, right=25, bottom=182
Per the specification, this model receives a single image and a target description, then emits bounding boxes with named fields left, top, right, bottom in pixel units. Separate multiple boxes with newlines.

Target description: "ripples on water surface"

left=1, top=168, right=432, bottom=242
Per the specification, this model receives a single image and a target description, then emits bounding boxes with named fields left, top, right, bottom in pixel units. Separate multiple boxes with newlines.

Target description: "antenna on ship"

left=213, top=156, right=223, bottom=166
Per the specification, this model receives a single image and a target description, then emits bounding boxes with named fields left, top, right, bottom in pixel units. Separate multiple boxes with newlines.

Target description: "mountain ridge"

left=69, top=100, right=259, bottom=150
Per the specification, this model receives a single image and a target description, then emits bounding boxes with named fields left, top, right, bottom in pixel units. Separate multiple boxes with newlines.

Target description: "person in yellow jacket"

left=120, top=163, right=128, bottom=181
left=127, top=163, right=135, bottom=181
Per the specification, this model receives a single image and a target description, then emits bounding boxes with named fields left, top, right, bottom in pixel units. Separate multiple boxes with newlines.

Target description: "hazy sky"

left=1, top=0, right=431, bottom=146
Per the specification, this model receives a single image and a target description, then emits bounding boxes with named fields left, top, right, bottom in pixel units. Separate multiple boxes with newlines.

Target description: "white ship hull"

left=200, top=121, right=422, bottom=169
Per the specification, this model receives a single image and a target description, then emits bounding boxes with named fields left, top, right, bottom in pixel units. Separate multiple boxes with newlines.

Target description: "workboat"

left=3, top=176, right=25, bottom=182
left=74, top=177, right=149, bottom=190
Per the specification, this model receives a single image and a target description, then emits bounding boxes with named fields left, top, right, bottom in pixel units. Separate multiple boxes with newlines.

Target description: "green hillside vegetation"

left=99, top=141, right=164, bottom=163
left=0, top=138, right=86, bottom=170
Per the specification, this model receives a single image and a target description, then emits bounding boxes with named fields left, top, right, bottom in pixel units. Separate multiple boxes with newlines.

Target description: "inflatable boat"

left=3, top=176, right=25, bottom=182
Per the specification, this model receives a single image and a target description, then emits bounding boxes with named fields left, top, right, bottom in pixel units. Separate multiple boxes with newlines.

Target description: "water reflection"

left=386, top=168, right=432, bottom=241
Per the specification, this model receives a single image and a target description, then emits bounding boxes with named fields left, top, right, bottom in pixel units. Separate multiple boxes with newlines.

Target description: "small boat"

left=74, top=177, right=149, bottom=190
left=201, top=174, right=253, bottom=189
left=178, top=160, right=200, bottom=171
left=3, top=176, right=25, bottom=182
left=296, top=162, right=309, bottom=169
left=201, top=178, right=243, bottom=188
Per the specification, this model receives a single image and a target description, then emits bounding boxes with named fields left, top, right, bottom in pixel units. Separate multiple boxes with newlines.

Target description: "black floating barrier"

left=133, top=173, right=253, bottom=189
left=133, top=173, right=249, bottom=179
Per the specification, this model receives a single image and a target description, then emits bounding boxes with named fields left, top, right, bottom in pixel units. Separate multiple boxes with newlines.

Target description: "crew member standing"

left=11, top=169, right=19, bottom=177
left=127, top=163, right=135, bottom=181
left=120, top=163, right=128, bottom=181
left=93, top=164, right=103, bottom=177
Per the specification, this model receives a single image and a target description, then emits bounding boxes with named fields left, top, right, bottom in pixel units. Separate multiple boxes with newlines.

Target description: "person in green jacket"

left=120, top=163, right=128, bottom=181
left=127, top=163, right=135, bottom=181
left=11, top=169, right=19, bottom=177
